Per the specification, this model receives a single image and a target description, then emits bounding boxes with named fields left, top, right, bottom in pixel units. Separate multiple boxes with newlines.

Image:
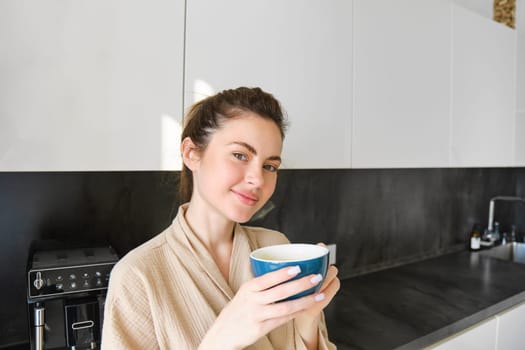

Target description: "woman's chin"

left=226, top=206, right=260, bottom=224
left=229, top=212, right=254, bottom=224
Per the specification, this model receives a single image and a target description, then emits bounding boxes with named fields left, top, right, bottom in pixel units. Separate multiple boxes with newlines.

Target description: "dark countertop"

left=325, top=250, right=525, bottom=350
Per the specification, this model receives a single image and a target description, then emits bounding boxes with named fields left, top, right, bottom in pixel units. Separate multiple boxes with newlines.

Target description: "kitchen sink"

left=478, top=242, right=525, bottom=264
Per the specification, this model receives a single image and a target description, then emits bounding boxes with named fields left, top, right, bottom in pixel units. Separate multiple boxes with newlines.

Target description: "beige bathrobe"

left=102, top=204, right=336, bottom=350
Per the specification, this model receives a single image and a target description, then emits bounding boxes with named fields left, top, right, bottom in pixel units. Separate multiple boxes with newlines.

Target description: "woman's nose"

left=245, top=164, right=264, bottom=187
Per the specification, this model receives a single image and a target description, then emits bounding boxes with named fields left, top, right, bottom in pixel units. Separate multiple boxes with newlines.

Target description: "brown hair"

left=179, top=87, right=287, bottom=203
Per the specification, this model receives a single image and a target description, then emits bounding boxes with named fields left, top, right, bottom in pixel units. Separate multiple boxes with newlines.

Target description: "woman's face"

left=191, top=112, right=283, bottom=223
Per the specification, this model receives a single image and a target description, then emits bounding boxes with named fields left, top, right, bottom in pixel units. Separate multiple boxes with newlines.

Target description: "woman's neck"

left=184, top=200, right=235, bottom=281
left=184, top=200, right=235, bottom=250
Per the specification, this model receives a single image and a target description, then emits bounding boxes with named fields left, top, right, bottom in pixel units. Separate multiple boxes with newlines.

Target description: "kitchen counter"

left=325, top=250, right=525, bottom=350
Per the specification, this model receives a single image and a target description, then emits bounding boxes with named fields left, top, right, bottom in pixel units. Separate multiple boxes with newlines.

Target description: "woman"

left=102, top=87, right=340, bottom=349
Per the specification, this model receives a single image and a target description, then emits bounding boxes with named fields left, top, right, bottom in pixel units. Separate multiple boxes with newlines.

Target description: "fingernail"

left=310, top=274, right=323, bottom=284
left=315, top=293, right=325, bottom=302
left=288, top=266, right=301, bottom=275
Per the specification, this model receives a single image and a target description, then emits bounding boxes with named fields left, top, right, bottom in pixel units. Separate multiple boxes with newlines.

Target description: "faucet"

left=486, top=196, right=525, bottom=241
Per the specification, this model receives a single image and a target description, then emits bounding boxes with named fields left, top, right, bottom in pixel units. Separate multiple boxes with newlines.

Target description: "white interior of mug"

left=250, top=244, right=329, bottom=262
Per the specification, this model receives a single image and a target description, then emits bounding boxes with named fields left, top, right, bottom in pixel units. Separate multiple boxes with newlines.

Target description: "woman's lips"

left=232, top=190, right=258, bottom=206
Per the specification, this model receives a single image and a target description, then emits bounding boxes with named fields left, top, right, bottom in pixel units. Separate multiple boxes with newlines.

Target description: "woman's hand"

left=199, top=265, right=327, bottom=350
left=294, top=243, right=340, bottom=349
left=294, top=265, right=340, bottom=348
left=298, top=264, right=340, bottom=320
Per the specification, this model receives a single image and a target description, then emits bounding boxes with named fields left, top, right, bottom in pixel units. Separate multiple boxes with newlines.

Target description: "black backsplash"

left=1, top=168, right=524, bottom=347
left=256, top=168, right=525, bottom=276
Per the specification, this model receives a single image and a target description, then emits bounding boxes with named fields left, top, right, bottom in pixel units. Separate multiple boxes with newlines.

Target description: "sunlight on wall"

left=161, top=114, right=182, bottom=170
left=193, top=79, right=215, bottom=104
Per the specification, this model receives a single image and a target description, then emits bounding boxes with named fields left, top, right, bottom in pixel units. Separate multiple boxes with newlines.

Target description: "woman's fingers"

left=248, top=265, right=301, bottom=292
left=248, top=264, right=338, bottom=304
left=318, top=265, right=338, bottom=292
left=319, top=274, right=340, bottom=303
left=258, top=289, right=323, bottom=321
left=257, top=273, right=323, bottom=305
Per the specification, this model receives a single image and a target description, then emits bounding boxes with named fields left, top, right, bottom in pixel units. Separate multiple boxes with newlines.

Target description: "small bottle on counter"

left=470, top=224, right=481, bottom=251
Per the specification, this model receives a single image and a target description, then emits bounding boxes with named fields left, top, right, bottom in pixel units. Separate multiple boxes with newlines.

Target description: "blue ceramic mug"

left=250, top=243, right=329, bottom=300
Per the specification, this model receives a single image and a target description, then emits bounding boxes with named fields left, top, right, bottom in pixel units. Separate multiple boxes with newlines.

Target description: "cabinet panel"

left=496, top=301, right=525, bottom=350
left=450, top=4, right=516, bottom=167
left=0, top=0, right=186, bottom=171
left=184, top=0, right=353, bottom=168
left=426, top=317, right=498, bottom=350
left=517, top=112, right=525, bottom=166
left=517, top=0, right=525, bottom=113
left=352, top=0, right=451, bottom=168
left=517, top=0, right=525, bottom=166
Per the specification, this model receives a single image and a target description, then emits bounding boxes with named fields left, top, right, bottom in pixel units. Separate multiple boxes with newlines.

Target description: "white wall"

left=0, top=0, right=185, bottom=171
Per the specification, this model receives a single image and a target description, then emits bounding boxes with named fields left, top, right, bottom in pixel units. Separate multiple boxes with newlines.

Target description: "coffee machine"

left=27, top=245, right=119, bottom=350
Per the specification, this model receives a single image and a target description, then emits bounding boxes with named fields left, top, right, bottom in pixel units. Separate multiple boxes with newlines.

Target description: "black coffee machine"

left=27, top=245, right=119, bottom=350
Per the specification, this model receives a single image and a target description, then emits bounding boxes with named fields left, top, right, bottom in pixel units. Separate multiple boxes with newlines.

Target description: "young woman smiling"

left=102, top=87, right=340, bottom=350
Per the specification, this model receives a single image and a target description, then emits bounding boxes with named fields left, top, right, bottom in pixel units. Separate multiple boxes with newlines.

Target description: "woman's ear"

left=181, top=137, right=200, bottom=171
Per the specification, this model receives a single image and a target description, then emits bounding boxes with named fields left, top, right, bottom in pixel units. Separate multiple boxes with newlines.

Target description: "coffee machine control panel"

left=28, top=262, right=115, bottom=299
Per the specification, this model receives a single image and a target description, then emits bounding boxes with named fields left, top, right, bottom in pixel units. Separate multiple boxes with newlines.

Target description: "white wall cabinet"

left=1, top=1, right=521, bottom=170
left=352, top=0, right=518, bottom=169
left=0, top=0, right=185, bottom=171
left=184, top=0, right=353, bottom=169
left=516, top=0, right=525, bottom=166
left=517, top=112, right=525, bottom=166
left=351, top=0, right=451, bottom=168
left=450, top=4, right=516, bottom=167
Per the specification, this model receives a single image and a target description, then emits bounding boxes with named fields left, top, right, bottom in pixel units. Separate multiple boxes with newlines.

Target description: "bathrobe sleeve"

left=101, top=260, right=159, bottom=350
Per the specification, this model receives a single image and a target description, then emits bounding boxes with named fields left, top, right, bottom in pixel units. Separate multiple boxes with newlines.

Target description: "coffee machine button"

left=56, top=275, right=63, bottom=282
left=83, top=272, right=90, bottom=279
left=69, top=274, right=76, bottom=280
left=95, top=271, right=102, bottom=277
left=95, top=278, right=103, bottom=287
left=33, top=272, right=45, bottom=290
left=56, top=283, right=63, bottom=290
left=83, top=280, right=90, bottom=288
left=70, top=282, right=77, bottom=289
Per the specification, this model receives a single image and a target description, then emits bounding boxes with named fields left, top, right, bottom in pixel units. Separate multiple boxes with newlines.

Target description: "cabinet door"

left=496, top=302, right=525, bottom=350
left=0, top=0, right=186, bottom=171
left=184, top=0, right=353, bottom=168
left=517, top=112, right=525, bottom=165
left=426, top=317, right=498, bottom=350
left=516, top=0, right=525, bottom=166
left=450, top=4, right=516, bottom=167
left=352, top=0, right=451, bottom=168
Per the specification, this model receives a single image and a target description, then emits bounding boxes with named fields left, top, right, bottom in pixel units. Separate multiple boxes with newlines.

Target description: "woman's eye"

left=233, top=153, right=247, bottom=161
left=263, top=164, right=278, bottom=172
